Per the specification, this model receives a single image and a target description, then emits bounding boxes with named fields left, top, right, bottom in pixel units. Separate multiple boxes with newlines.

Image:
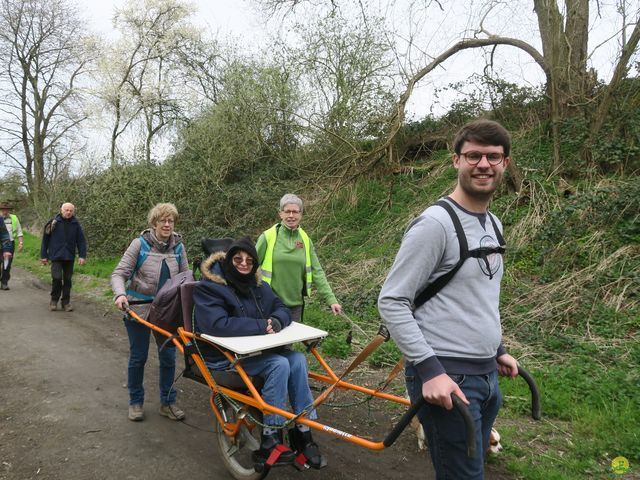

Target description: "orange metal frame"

left=126, top=310, right=410, bottom=451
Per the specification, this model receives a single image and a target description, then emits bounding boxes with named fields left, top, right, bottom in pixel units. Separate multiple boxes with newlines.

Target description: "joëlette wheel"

left=215, top=395, right=267, bottom=480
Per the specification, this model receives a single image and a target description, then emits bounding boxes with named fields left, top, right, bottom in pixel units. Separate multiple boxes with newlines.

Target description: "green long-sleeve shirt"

left=256, top=223, right=338, bottom=308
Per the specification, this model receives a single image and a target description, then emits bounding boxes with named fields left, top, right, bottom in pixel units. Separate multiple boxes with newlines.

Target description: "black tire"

left=214, top=395, right=268, bottom=480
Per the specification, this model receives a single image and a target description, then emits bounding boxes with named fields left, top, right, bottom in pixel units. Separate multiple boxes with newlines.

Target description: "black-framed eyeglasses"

left=460, top=151, right=505, bottom=166
left=232, top=256, right=254, bottom=266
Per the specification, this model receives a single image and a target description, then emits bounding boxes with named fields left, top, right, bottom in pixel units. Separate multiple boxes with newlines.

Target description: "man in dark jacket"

left=40, top=202, right=87, bottom=311
left=0, top=218, right=11, bottom=261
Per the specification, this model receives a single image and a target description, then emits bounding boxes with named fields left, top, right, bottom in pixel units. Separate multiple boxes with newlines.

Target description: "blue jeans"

left=124, top=318, right=177, bottom=406
left=208, top=349, right=317, bottom=427
left=406, top=364, right=502, bottom=480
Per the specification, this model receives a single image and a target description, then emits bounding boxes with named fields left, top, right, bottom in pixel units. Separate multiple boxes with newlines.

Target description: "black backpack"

left=148, top=237, right=233, bottom=334
left=413, top=199, right=506, bottom=310
left=147, top=270, right=196, bottom=333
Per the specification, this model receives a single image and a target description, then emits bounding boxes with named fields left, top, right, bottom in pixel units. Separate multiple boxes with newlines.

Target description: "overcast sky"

left=78, top=0, right=634, bottom=120
left=82, top=0, right=266, bottom=46
left=1, top=1, right=634, bottom=177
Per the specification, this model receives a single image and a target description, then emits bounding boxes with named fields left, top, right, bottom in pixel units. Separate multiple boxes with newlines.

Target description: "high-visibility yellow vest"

left=261, top=224, right=313, bottom=294
left=9, top=214, right=18, bottom=239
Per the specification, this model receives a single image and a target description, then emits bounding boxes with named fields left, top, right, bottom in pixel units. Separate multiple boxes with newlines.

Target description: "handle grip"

left=128, top=299, right=153, bottom=305
left=384, top=393, right=477, bottom=458
left=517, top=367, right=541, bottom=420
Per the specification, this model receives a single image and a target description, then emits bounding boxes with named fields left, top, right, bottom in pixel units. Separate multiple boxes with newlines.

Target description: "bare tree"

left=0, top=0, right=91, bottom=204
left=174, top=36, right=230, bottom=105
left=98, top=0, right=202, bottom=165
left=290, top=12, right=397, bottom=140
left=388, top=1, right=639, bottom=174
left=254, top=0, right=640, bottom=176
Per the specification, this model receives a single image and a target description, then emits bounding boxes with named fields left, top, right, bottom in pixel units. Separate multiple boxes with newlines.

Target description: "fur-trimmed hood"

left=200, top=251, right=262, bottom=286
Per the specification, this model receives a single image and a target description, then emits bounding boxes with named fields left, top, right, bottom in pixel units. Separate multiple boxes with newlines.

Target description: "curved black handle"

left=517, top=367, right=541, bottom=420
left=128, top=299, right=153, bottom=305
left=451, top=394, right=477, bottom=458
left=384, top=393, right=477, bottom=458
left=383, top=397, right=424, bottom=448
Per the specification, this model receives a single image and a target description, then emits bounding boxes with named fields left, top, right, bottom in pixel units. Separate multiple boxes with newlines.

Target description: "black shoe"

left=1, top=283, right=8, bottom=290
left=252, top=431, right=296, bottom=470
left=290, top=428, right=327, bottom=470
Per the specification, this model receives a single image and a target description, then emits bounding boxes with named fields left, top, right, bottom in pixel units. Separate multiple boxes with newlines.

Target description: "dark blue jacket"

left=193, top=252, right=291, bottom=356
left=40, top=214, right=87, bottom=261
left=0, top=217, right=10, bottom=253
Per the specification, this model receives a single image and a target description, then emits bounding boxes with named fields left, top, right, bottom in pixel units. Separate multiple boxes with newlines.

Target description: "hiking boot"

left=252, top=431, right=296, bottom=470
left=49, top=301, right=58, bottom=311
left=128, top=404, right=144, bottom=421
left=1, top=283, right=9, bottom=290
left=290, top=428, right=327, bottom=470
left=159, top=404, right=185, bottom=421
left=62, top=304, right=73, bottom=312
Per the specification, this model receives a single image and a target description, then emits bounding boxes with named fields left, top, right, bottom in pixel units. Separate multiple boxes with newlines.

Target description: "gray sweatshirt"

left=378, top=198, right=506, bottom=383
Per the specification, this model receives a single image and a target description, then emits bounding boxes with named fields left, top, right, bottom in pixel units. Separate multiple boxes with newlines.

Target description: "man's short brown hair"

left=453, top=119, right=511, bottom=157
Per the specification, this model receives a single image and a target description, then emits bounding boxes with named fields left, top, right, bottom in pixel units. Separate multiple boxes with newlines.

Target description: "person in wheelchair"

left=193, top=236, right=327, bottom=470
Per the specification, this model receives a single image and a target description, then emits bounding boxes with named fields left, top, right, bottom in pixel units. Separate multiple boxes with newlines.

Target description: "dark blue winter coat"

left=193, top=251, right=291, bottom=343
left=40, top=214, right=87, bottom=261
left=0, top=217, right=10, bottom=253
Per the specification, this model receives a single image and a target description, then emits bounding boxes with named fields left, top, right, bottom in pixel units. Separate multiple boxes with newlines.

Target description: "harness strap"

left=413, top=200, right=467, bottom=310
left=375, top=357, right=405, bottom=392
left=413, top=199, right=506, bottom=310
left=312, top=325, right=390, bottom=407
left=158, top=333, right=178, bottom=353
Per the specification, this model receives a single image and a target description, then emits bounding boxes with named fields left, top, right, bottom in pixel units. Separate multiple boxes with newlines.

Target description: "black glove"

left=270, top=318, right=282, bottom=333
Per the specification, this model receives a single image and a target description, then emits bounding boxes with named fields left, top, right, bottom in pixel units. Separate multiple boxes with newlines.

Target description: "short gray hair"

left=279, top=194, right=303, bottom=212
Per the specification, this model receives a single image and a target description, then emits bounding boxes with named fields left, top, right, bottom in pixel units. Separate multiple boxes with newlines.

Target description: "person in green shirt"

left=256, top=194, right=342, bottom=322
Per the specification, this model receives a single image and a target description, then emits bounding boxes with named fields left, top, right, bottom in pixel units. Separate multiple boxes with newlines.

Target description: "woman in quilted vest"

left=111, top=203, right=189, bottom=422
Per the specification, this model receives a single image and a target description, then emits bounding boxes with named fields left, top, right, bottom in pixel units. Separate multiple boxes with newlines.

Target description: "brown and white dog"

left=410, top=418, right=503, bottom=455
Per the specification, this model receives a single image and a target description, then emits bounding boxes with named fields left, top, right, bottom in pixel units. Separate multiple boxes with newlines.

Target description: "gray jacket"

left=111, top=229, right=189, bottom=319
left=378, top=198, right=506, bottom=383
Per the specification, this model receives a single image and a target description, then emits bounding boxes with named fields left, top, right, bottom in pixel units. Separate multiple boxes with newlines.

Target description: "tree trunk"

left=534, top=0, right=590, bottom=173
left=584, top=17, right=640, bottom=165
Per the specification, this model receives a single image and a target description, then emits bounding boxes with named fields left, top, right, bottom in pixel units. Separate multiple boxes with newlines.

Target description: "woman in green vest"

left=256, top=193, right=342, bottom=322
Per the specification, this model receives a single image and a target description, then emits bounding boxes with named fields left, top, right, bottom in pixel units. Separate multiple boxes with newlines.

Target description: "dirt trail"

left=0, top=267, right=512, bottom=480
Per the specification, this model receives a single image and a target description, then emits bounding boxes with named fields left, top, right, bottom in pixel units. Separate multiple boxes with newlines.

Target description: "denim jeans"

left=124, top=318, right=177, bottom=406
left=51, top=260, right=74, bottom=305
left=406, top=364, right=502, bottom=480
left=207, top=349, right=317, bottom=427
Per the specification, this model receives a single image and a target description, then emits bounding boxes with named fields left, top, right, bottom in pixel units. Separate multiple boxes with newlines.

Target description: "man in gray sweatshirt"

left=378, top=119, right=518, bottom=479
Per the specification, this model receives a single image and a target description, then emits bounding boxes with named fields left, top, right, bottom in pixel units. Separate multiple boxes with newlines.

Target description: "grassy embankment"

left=14, top=160, right=639, bottom=479
left=299, top=157, right=638, bottom=479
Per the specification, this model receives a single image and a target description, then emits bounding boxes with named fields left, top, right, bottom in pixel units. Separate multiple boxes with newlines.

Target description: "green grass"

left=14, top=231, right=118, bottom=303
left=304, top=173, right=640, bottom=479
left=14, top=169, right=639, bottom=479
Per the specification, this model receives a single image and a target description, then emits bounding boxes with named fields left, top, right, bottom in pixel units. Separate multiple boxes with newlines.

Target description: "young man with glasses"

left=378, top=119, right=519, bottom=479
